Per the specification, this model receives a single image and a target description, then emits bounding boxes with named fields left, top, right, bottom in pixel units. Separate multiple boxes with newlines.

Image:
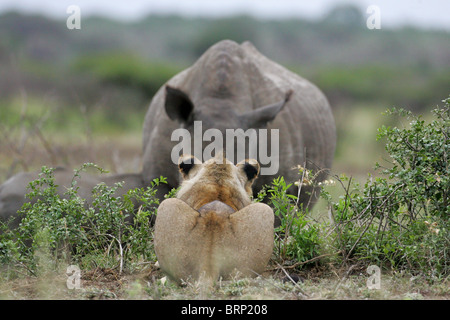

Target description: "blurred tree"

left=0, top=11, right=448, bottom=114
left=73, top=53, right=183, bottom=100
left=191, top=15, right=260, bottom=56
left=322, top=4, right=364, bottom=28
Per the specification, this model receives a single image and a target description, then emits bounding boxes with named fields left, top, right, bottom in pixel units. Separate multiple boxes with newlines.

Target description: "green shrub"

left=258, top=176, right=323, bottom=268
left=324, top=97, right=449, bottom=280
left=1, top=164, right=166, bottom=275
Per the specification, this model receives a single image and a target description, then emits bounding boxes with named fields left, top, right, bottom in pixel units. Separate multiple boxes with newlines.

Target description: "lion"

left=154, top=154, right=274, bottom=285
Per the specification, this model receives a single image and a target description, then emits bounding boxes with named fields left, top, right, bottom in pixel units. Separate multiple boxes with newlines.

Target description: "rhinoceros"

left=143, top=40, right=336, bottom=207
left=0, top=40, right=336, bottom=228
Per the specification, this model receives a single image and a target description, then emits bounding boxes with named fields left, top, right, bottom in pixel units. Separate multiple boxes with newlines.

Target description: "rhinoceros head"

left=164, top=85, right=292, bottom=133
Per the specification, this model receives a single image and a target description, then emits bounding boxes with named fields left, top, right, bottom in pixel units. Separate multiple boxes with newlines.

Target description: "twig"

left=273, top=261, right=309, bottom=298
left=332, top=264, right=357, bottom=294
left=107, top=234, right=124, bottom=275
left=87, top=232, right=124, bottom=275
left=295, top=155, right=307, bottom=210
left=34, top=125, right=57, bottom=166
left=248, top=269, right=287, bottom=293
left=271, top=251, right=342, bottom=271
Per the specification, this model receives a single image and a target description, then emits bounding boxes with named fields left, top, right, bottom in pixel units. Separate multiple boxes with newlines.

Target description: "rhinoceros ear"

left=165, top=85, right=194, bottom=122
left=241, top=90, right=293, bottom=128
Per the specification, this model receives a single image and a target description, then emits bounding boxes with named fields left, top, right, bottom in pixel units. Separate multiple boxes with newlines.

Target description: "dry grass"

left=1, top=262, right=448, bottom=300
left=0, top=132, right=142, bottom=183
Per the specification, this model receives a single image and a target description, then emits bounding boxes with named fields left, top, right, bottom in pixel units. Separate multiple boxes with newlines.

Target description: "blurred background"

left=0, top=0, right=449, bottom=183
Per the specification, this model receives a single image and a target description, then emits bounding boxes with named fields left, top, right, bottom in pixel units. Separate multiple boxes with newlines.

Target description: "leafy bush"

left=257, top=176, right=323, bottom=268
left=1, top=164, right=166, bottom=276
left=323, top=97, right=449, bottom=280
left=261, top=96, right=449, bottom=279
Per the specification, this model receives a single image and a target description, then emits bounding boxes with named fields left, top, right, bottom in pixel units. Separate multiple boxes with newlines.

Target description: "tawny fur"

left=154, top=155, right=274, bottom=284
left=176, top=155, right=255, bottom=211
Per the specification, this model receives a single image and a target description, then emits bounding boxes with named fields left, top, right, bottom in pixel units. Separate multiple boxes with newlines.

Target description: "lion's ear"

left=178, top=154, right=201, bottom=179
left=237, top=159, right=260, bottom=182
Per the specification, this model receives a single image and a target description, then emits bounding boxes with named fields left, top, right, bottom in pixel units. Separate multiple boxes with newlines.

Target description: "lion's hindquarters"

left=154, top=199, right=274, bottom=283
left=154, top=198, right=202, bottom=282
left=227, top=203, right=274, bottom=276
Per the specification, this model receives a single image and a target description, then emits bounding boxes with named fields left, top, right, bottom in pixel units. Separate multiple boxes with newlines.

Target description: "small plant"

left=259, top=173, right=323, bottom=269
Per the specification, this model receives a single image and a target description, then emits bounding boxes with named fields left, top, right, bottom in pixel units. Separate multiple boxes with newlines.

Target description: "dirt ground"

left=1, top=262, right=448, bottom=300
